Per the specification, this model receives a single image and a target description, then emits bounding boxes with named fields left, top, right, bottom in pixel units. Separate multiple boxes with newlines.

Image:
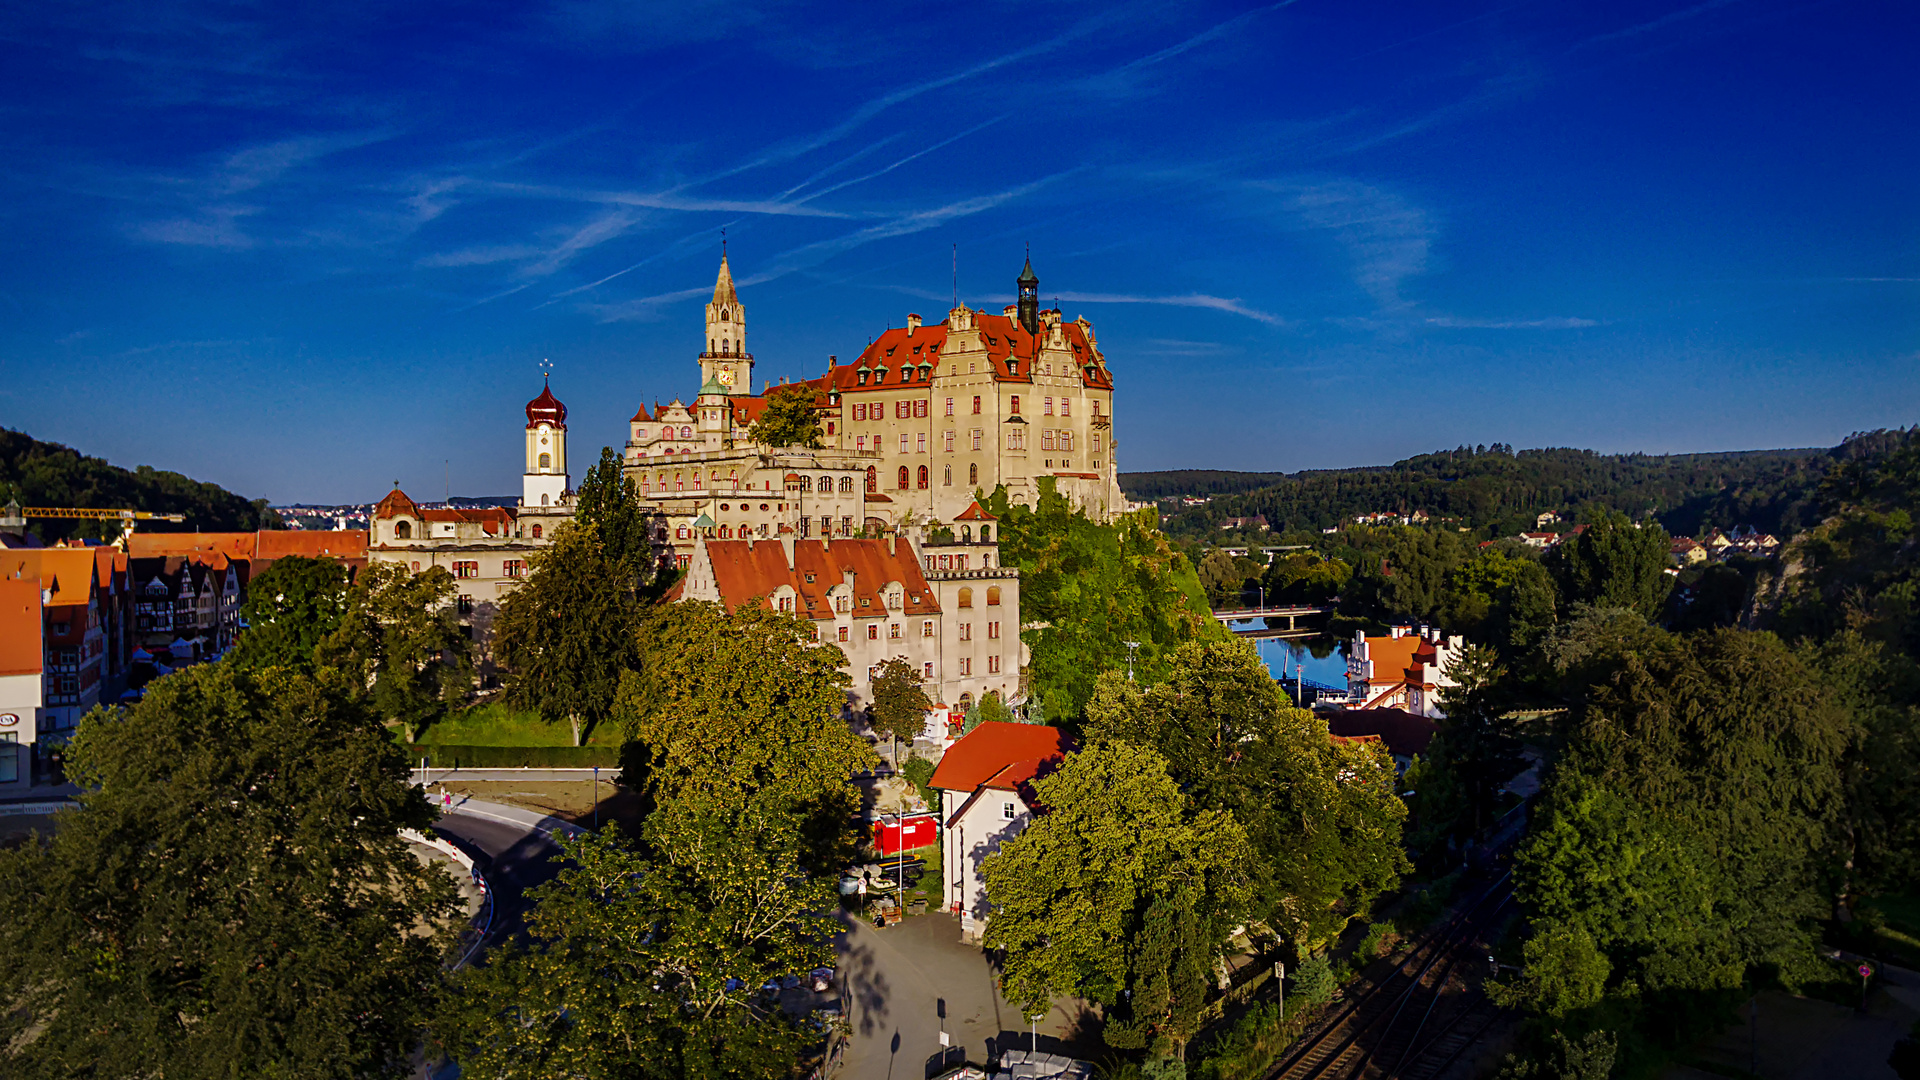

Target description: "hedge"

left=400, top=743, right=624, bottom=769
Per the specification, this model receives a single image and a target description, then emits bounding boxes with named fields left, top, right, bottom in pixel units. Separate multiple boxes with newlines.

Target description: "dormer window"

left=1008, top=360, right=1019, bottom=375
left=858, top=371, right=869, bottom=386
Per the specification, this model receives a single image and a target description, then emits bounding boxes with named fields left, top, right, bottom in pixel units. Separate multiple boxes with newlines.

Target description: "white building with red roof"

left=927, top=720, right=1073, bottom=941
left=1343, top=625, right=1467, bottom=718
left=621, top=254, right=1125, bottom=567
left=0, top=577, right=44, bottom=793
left=675, top=502, right=1023, bottom=714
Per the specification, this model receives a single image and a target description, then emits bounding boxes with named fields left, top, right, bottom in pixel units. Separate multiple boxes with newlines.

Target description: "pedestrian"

left=442, top=787, right=454, bottom=812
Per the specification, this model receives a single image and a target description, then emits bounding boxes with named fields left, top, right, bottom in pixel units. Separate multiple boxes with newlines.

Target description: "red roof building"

left=928, top=721, right=1073, bottom=939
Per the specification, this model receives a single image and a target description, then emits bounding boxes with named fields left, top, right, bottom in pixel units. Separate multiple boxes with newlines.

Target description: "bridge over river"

left=1211, top=605, right=1332, bottom=638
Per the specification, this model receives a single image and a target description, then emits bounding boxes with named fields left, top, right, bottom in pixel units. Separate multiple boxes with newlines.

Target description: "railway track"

left=1267, top=872, right=1513, bottom=1080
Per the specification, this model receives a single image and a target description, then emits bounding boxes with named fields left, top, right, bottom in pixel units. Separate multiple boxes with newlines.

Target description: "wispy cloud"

left=793, top=116, right=1009, bottom=205
left=1053, top=291, right=1286, bottom=325
left=1424, top=315, right=1598, bottom=329
left=1577, top=0, right=1747, bottom=50
left=417, top=243, right=546, bottom=268
left=137, top=205, right=260, bottom=248
left=1265, top=179, right=1434, bottom=311
left=473, top=180, right=851, bottom=219
left=1077, top=1, right=1299, bottom=97
left=1138, top=338, right=1237, bottom=357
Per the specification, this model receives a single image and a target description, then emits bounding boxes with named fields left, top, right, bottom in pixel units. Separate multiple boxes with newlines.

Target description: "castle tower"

left=523, top=377, right=569, bottom=508
left=700, top=254, right=753, bottom=395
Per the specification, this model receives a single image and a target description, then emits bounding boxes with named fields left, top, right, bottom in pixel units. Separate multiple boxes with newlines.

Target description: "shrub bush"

left=401, top=743, right=623, bottom=768
left=1292, top=954, right=1337, bottom=1008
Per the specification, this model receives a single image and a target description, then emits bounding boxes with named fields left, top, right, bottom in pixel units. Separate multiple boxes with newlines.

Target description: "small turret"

left=1016, top=256, right=1039, bottom=335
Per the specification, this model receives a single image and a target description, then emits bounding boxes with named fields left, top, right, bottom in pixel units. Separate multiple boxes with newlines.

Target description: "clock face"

left=717, top=369, right=736, bottom=386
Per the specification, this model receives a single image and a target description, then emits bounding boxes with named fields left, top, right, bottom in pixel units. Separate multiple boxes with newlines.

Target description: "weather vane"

left=539, top=357, right=553, bottom=381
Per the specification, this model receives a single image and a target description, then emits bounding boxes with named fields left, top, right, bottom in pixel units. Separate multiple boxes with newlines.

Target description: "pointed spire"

left=712, top=252, right=740, bottom=308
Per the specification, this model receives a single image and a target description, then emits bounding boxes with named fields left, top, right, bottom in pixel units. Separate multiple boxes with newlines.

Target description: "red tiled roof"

left=953, top=501, right=996, bottom=522
left=128, top=532, right=257, bottom=561
left=821, top=310, right=1113, bottom=396
left=697, top=537, right=940, bottom=620
left=1325, top=708, right=1437, bottom=759
left=255, top=530, right=368, bottom=560
left=929, top=722, right=1072, bottom=793
left=374, top=488, right=420, bottom=519
left=3, top=549, right=98, bottom=608
left=0, top=577, right=42, bottom=677
left=630, top=403, right=653, bottom=422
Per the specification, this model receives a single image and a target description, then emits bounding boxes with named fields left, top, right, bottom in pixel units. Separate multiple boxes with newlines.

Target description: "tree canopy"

left=1082, top=640, right=1407, bottom=948
left=868, top=656, right=931, bottom=768
left=494, top=521, right=642, bottom=745
left=987, top=479, right=1224, bottom=720
left=232, top=554, right=351, bottom=673
left=745, top=383, right=824, bottom=449
left=982, top=740, right=1249, bottom=1062
left=0, top=427, right=281, bottom=543
left=316, top=559, right=470, bottom=738
left=0, top=664, right=459, bottom=1078
left=574, top=444, right=659, bottom=595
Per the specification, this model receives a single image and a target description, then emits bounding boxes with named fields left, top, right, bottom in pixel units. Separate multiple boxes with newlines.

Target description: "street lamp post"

left=1123, top=641, right=1139, bottom=682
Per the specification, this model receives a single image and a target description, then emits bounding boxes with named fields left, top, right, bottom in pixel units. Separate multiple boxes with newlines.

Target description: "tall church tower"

left=1016, top=255, right=1040, bottom=334
left=700, top=254, right=753, bottom=395
left=523, top=376, right=569, bottom=508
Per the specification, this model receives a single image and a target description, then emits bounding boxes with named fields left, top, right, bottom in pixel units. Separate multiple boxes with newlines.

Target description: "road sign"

left=1860, top=963, right=1874, bottom=979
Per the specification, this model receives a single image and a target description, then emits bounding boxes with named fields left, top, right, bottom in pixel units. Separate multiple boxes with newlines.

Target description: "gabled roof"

left=0, top=578, right=43, bottom=677
left=695, top=537, right=939, bottom=621
left=929, top=722, right=1072, bottom=793
left=3, top=549, right=99, bottom=608
left=821, top=310, right=1112, bottom=394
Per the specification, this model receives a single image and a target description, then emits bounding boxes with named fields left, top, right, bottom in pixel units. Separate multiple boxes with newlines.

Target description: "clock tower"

left=700, top=253, right=753, bottom=395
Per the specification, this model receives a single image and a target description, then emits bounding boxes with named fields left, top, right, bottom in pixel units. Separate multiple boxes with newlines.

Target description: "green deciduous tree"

left=745, top=383, right=824, bottom=449
left=495, top=522, right=641, bottom=745
left=0, top=664, right=459, bottom=1078
left=1549, top=512, right=1671, bottom=618
left=983, top=741, right=1250, bottom=1062
left=1440, top=548, right=1558, bottom=655
left=1511, top=628, right=1851, bottom=1002
left=436, top=821, right=830, bottom=1080
left=1083, top=641, right=1408, bottom=949
left=575, top=445, right=658, bottom=595
left=869, top=656, right=931, bottom=770
left=1261, top=551, right=1352, bottom=605
left=988, top=480, right=1224, bottom=721
left=623, top=601, right=876, bottom=868
left=317, top=559, right=471, bottom=738
left=232, top=554, right=350, bottom=672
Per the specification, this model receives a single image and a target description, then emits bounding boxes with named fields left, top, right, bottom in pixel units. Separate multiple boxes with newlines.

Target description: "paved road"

left=429, top=804, right=571, bottom=947
left=835, top=911, right=1098, bottom=1079
left=413, top=767, right=609, bottom=783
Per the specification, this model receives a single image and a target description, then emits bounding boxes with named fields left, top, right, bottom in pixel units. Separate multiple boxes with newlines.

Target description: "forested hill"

left=1, top=428, right=281, bottom=542
left=1130, top=443, right=1840, bottom=539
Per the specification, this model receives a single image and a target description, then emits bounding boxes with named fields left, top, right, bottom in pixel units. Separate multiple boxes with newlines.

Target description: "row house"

left=2, top=547, right=110, bottom=739
left=673, top=502, right=1024, bottom=715
left=0, top=578, right=42, bottom=793
left=129, top=554, right=243, bottom=660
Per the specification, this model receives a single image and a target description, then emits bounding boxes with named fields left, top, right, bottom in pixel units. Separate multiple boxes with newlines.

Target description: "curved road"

left=430, top=809, right=569, bottom=949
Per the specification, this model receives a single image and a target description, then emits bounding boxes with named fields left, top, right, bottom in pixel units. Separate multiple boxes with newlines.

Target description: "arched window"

left=980, top=524, right=991, bottom=543
left=680, top=426, right=693, bottom=439
left=865, top=466, right=877, bottom=493
left=987, top=587, right=1001, bottom=606
left=819, top=474, right=833, bottom=492
left=917, top=465, right=929, bottom=489
left=541, top=494, right=550, bottom=506
left=718, top=525, right=731, bottom=539
left=722, top=339, right=730, bottom=354
left=968, top=463, right=979, bottom=485
left=958, top=587, right=973, bottom=608
left=898, top=466, right=910, bottom=490
left=538, top=452, right=551, bottom=469
left=961, top=525, right=972, bottom=542
left=394, top=520, right=412, bottom=539
left=531, top=524, right=543, bottom=539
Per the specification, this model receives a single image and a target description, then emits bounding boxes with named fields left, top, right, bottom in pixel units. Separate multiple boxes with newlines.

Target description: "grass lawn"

left=413, top=703, right=626, bottom=747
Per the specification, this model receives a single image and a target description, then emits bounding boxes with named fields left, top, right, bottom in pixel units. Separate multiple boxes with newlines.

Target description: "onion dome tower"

left=523, top=375, right=569, bottom=509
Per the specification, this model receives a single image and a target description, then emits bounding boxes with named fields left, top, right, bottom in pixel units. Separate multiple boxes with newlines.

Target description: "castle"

left=623, top=254, right=1124, bottom=566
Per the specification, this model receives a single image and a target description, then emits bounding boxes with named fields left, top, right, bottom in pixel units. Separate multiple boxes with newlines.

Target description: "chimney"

left=829, top=355, right=837, bottom=368
left=907, top=313, right=921, bottom=335
left=780, top=533, right=795, bottom=564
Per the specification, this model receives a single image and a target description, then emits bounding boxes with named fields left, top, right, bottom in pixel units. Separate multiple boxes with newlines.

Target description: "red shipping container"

left=873, top=813, right=938, bottom=855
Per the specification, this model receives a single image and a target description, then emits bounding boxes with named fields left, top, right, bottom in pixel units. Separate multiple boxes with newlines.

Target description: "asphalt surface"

left=429, top=811, right=568, bottom=948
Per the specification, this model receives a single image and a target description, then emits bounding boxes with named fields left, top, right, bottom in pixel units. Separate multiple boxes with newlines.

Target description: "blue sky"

left=2, top=0, right=1915, bottom=504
